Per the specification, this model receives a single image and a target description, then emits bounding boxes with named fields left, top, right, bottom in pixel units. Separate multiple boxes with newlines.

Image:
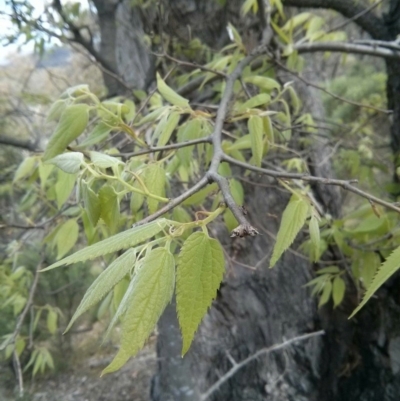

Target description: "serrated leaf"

left=248, top=116, right=264, bottom=167
left=90, top=151, right=123, bottom=169
left=47, top=309, right=58, bottom=335
left=270, top=195, right=309, bottom=268
left=350, top=245, right=400, bottom=318
left=46, top=152, right=84, bottom=174
left=41, top=219, right=167, bottom=271
left=81, top=182, right=100, bottom=227
left=43, top=104, right=89, bottom=161
left=318, top=279, right=332, bottom=307
left=157, top=111, right=180, bottom=147
left=157, top=73, right=190, bottom=108
left=176, top=232, right=225, bottom=355
left=309, top=215, right=320, bottom=262
left=102, top=247, right=175, bottom=374
left=99, top=185, right=120, bottom=233
left=143, top=164, right=166, bottom=214
left=55, top=219, right=79, bottom=259
left=332, top=276, right=345, bottom=308
left=14, top=156, right=37, bottom=182
left=65, top=249, right=136, bottom=332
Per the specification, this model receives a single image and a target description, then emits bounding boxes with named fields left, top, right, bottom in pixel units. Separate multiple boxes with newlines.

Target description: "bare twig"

left=117, top=136, right=212, bottom=158
left=223, top=154, right=400, bottom=214
left=200, top=330, right=325, bottom=401
left=273, top=58, right=391, bottom=114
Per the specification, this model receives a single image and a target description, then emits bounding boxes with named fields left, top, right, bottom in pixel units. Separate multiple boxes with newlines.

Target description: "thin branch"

left=223, top=154, right=400, bottom=214
left=117, top=136, right=212, bottom=158
left=13, top=350, right=24, bottom=398
left=273, top=57, right=391, bottom=114
left=133, top=176, right=209, bottom=226
left=200, top=330, right=325, bottom=401
left=295, top=41, right=400, bottom=60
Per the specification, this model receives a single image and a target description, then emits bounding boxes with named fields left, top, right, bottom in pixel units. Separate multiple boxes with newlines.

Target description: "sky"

left=0, top=0, right=88, bottom=65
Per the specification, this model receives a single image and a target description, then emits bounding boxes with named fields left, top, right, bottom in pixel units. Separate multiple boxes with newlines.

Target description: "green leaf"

left=43, top=104, right=89, bottom=161
left=99, top=185, right=120, bottom=233
left=38, top=161, right=54, bottom=188
left=309, top=214, right=320, bottom=262
left=316, top=266, right=340, bottom=275
left=157, top=73, right=190, bottom=108
left=183, top=183, right=218, bottom=206
left=47, top=309, right=58, bottom=335
left=55, top=219, right=79, bottom=259
left=65, top=249, right=136, bottom=332
left=176, top=232, right=225, bottom=355
left=41, top=219, right=167, bottom=271
left=81, top=182, right=101, bottom=227
left=90, top=151, right=123, bottom=169
left=55, top=170, right=77, bottom=209
left=248, top=116, right=264, bottom=167
left=227, top=134, right=251, bottom=151
left=270, top=195, right=309, bottom=267
left=350, top=245, right=400, bottom=318
left=14, top=156, right=37, bottom=182
left=47, top=99, right=67, bottom=122
left=157, top=111, right=180, bottom=147
left=102, top=247, right=175, bottom=374
left=244, top=76, right=280, bottom=91
left=143, top=164, right=166, bottom=214
left=318, top=279, right=332, bottom=307
left=46, top=152, right=84, bottom=174
left=78, top=123, right=111, bottom=148
left=238, top=93, right=270, bottom=112
left=332, top=276, right=345, bottom=308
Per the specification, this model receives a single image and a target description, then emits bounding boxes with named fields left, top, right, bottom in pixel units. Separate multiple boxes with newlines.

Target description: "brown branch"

left=117, top=136, right=212, bottom=159
left=273, top=57, right=391, bottom=114
left=200, top=330, right=325, bottom=401
left=223, top=154, right=400, bottom=214
left=0, top=136, right=38, bottom=151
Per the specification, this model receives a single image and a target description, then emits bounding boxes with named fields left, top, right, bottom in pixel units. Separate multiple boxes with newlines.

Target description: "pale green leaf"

left=157, top=111, right=180, bottom=147
left=318, top=279, right=332, bottom=307
left=244, top=76, right=280, bottom=91
left=43, top=104, right=89, bottom=161
left=46, top=152, right=84, bottom=174
left=143, top=164, right=166, bottom=214
left=55, top=170, right=77, bottom=209
left=81, top=182, right=100, bottom=227
left=42, top=219, right=167, bottom=271
left=309, top=215, right=320, bottom=262
left=248, top=115, right=264, bottom=167
left=270, top=195, right=309, bottom=267
left=157, top=73, right=190, bottom=108
left=78, top=123, right=111, bottom=148
left=38, top=161, right=54, bottom=189
left=183, top=183, right=218, bottom=206
left=99, top=185, right=120, bottom=233
left=316, top=266, right=340, bottom=275
left=176, top=232, right=225, bottom=355
left=350, top=245, right=400, bottom=318
left=65, top=249, right=136, bottom=332
left=55, top=219, right=79, bottom=259
left=90, top=151, right=123, bottom=169
left=239, top=93, right=270, bottom=112
left=332, top=276, right=345, bottom=308
left=227, top=134, right=251, bottom=151
left=14, top=156, right=37, bottom=182
left=47, top=99, right=67, bottom=122
left=46, top=309, right=58, bottom=335
left=102, top=247, right=175, bottom=374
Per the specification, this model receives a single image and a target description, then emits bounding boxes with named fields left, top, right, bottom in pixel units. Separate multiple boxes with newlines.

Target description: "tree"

left=3, top=1, right=400, bottom=400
